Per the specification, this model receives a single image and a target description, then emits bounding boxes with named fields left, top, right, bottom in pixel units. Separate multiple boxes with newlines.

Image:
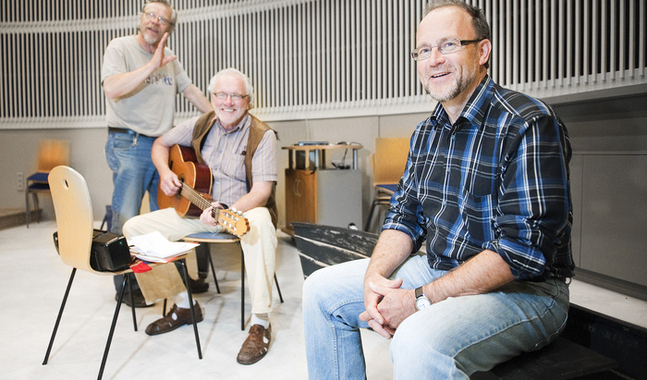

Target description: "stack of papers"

left=128, top=231, right=199, bottom=263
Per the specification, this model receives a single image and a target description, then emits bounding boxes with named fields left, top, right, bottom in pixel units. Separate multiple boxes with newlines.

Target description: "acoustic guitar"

left=157, top=144, right=250, bottom=237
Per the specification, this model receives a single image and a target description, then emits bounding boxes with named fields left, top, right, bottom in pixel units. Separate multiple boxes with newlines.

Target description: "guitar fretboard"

left=180, top=182, right=212, bottom=211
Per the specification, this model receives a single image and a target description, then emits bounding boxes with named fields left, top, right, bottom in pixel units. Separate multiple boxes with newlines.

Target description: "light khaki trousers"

left=122, top=207, right=277, bottom=314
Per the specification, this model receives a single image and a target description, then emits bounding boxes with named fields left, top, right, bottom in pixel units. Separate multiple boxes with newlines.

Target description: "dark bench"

left=292, top=224, right=643, bottom=379
left=472, top=302, right=647, bottom=380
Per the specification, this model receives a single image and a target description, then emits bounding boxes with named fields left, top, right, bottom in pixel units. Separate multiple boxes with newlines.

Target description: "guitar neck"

left=180, top=182, right=212, bottom=211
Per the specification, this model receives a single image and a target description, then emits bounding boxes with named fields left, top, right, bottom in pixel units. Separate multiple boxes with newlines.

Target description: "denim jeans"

left=302, top=255, right=569, bottom=379
left=105, top=130, right=160, bottom=234
left=105, top=130, right=159, bottom=292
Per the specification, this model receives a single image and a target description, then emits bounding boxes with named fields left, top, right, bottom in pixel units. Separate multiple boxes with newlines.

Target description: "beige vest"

left=190, top=111, right=278, bottom=227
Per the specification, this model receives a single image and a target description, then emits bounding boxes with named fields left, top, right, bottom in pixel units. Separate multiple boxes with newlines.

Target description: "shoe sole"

left=236, top=351, right=268, bottom=365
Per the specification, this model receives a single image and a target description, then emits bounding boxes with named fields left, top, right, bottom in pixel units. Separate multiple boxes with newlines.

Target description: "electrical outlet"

left=17, top=172, right=24, bottom=191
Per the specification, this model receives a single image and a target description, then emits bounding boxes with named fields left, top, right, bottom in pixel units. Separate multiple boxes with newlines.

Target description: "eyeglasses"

left=411, top=38, right=482, bottom=61
left=213, top=92, right=248, bottom=101
left=144, top=12, right=173, bottom=27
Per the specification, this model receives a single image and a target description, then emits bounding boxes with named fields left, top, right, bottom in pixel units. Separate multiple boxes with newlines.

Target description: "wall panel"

left=1, top=0, right=646, bottom=128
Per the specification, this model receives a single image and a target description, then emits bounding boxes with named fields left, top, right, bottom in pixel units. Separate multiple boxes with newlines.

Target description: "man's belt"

left=108, top=127, right=131, bottom=134
left=108, top=127, right=154, bottom=138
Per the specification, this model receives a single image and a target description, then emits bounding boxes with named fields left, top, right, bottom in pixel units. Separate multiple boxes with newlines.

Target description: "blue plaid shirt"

left=384, top=76, right=574, bottom=280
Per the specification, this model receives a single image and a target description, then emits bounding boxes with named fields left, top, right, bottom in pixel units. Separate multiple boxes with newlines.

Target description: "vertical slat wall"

left=1, top=0, right=646, bottom=127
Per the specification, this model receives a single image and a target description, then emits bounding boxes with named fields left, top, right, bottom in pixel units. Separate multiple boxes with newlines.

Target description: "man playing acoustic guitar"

left=122, top=67, right=278, bottom=365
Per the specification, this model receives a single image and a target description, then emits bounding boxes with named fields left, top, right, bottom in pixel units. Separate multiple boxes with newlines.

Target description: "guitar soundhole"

left=176, top=176, right=185, bottom=199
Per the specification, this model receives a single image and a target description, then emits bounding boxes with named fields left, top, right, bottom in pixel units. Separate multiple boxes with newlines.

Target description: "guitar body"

left=157, top=144, right=213, bottom=218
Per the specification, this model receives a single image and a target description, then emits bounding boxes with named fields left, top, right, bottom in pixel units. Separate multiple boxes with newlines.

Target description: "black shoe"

left=115, top=289, right=153, bottom=308
left=190, top=278, right=209, bottom=294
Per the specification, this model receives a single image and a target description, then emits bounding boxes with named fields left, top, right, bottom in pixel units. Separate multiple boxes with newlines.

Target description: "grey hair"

left=207, top=68, right=255, bottom=108
left=424, top=0, right=491, bottom=68
left=141, top=0, right=177, bottom=34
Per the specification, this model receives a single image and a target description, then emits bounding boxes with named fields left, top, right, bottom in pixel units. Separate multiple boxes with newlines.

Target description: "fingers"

left=200, top=206, right=215, bottom=224
left=367, top=319, right=393, bottom=340
left=162, top=54, right=177, bottom=66
left=158, top=33, right=168, bottom=50
left=363, top=292, right=385, bottom=325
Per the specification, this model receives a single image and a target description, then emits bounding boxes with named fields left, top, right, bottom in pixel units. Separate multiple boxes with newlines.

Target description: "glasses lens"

left=145, top=12, right=169, bottom=26
left=438, top=39, right=461, bottom=54
left=215, top=93, right=246, bottom=100
left=411, top=47, right=431, bottom=61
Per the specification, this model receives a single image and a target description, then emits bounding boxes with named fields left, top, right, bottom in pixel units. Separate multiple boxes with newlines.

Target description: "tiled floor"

left=1, top=221, right=646, bottom=379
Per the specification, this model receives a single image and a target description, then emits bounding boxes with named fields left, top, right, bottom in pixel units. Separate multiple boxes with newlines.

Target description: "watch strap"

left=415, top=286, right=425, bottom=299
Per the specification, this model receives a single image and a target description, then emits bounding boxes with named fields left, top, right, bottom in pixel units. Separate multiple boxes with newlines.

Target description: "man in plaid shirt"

left=303, top=1, right=574, bottom=378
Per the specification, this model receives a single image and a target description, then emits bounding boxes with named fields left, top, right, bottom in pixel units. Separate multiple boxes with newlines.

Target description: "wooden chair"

left=42, top=166, right=202, bottom=380
left=25, top=139, right=70, bottom=227
left=364, top=137, right=409, bottom=232
left=181, top=231, right=284, bottom=331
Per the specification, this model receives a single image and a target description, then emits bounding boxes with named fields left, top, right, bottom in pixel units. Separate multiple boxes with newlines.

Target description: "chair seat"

left=375, top=183, right=397, bottom=195
left=27, top=172, right=50, bottom=182
left=184, top=231, right=239, bottom=241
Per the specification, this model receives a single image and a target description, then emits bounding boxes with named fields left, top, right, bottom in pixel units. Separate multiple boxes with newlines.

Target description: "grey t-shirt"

left=102, top=35, right=192, bottom=137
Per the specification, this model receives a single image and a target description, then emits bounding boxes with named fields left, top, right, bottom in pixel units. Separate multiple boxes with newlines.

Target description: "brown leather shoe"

left=236, top=324, right=272, bottom=365
left=145, top=302, right=203, bottom=336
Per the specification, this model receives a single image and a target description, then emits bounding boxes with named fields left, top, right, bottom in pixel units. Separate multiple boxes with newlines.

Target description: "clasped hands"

left=359, top=275, right=417, bottom=340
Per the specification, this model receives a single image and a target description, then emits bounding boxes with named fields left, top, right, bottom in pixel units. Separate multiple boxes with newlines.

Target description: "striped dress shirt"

left=163, top=114, right=277, bottom=208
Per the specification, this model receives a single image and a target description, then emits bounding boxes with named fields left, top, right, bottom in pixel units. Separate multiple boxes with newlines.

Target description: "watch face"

left=416, top=297, right=430, bottom=310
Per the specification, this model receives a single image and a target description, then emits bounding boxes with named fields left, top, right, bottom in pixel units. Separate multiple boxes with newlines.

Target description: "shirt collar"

left=212, top=114, right=251, bottom=134
left=429, top=75, right=493, bottom=134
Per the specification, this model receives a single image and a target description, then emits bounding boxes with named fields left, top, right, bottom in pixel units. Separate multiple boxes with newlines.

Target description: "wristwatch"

left=415, top=286, right=431, bottom=310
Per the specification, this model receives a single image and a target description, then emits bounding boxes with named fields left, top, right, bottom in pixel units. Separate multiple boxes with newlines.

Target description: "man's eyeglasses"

left=411, top=38, right=483, bottom=61
left=144, top=12, right=173, bottom=27
left=213, top=92, right=248, bottom=101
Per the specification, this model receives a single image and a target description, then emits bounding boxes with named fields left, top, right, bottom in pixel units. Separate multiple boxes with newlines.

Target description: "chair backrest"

left=48, top=165, right=96, bottom=273
left=37, top=139, right=70, bottom=173
left=371, top=137, right=409, bottom=186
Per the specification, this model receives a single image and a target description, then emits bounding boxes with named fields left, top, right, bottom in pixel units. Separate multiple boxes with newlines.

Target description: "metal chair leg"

left=274, top=274, right=284, bottom=303
left=98, top=275, right=128, bottom=380
left=25, top=189, right=31, bottom=228
left=240, top=242, right=245, bottom=331
left=32, top=192, right=40, bottom=223
left=205, top=244, right=221, bottom=293
left=127, top=274, right=137, bottom=331
left=364, top=199, right=379, bottom=231
left=177, top=259, right=203, bottom=359
left=43, top=267, right=76, bottom=365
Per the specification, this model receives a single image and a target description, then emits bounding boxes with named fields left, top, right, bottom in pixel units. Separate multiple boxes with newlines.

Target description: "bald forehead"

left=418, top=5, right=476, bottom=41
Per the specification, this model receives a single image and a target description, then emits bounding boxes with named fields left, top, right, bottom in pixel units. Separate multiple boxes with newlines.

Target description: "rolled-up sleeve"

left=485, top=115, right=572, bottom=279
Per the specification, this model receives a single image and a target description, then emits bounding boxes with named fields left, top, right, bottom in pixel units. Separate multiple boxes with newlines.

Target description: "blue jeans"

left=302, top=255, right=569, bottom=379
left=105, top=130, right=160, bottom=234
left=105, top=130, right=159, bottom=292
